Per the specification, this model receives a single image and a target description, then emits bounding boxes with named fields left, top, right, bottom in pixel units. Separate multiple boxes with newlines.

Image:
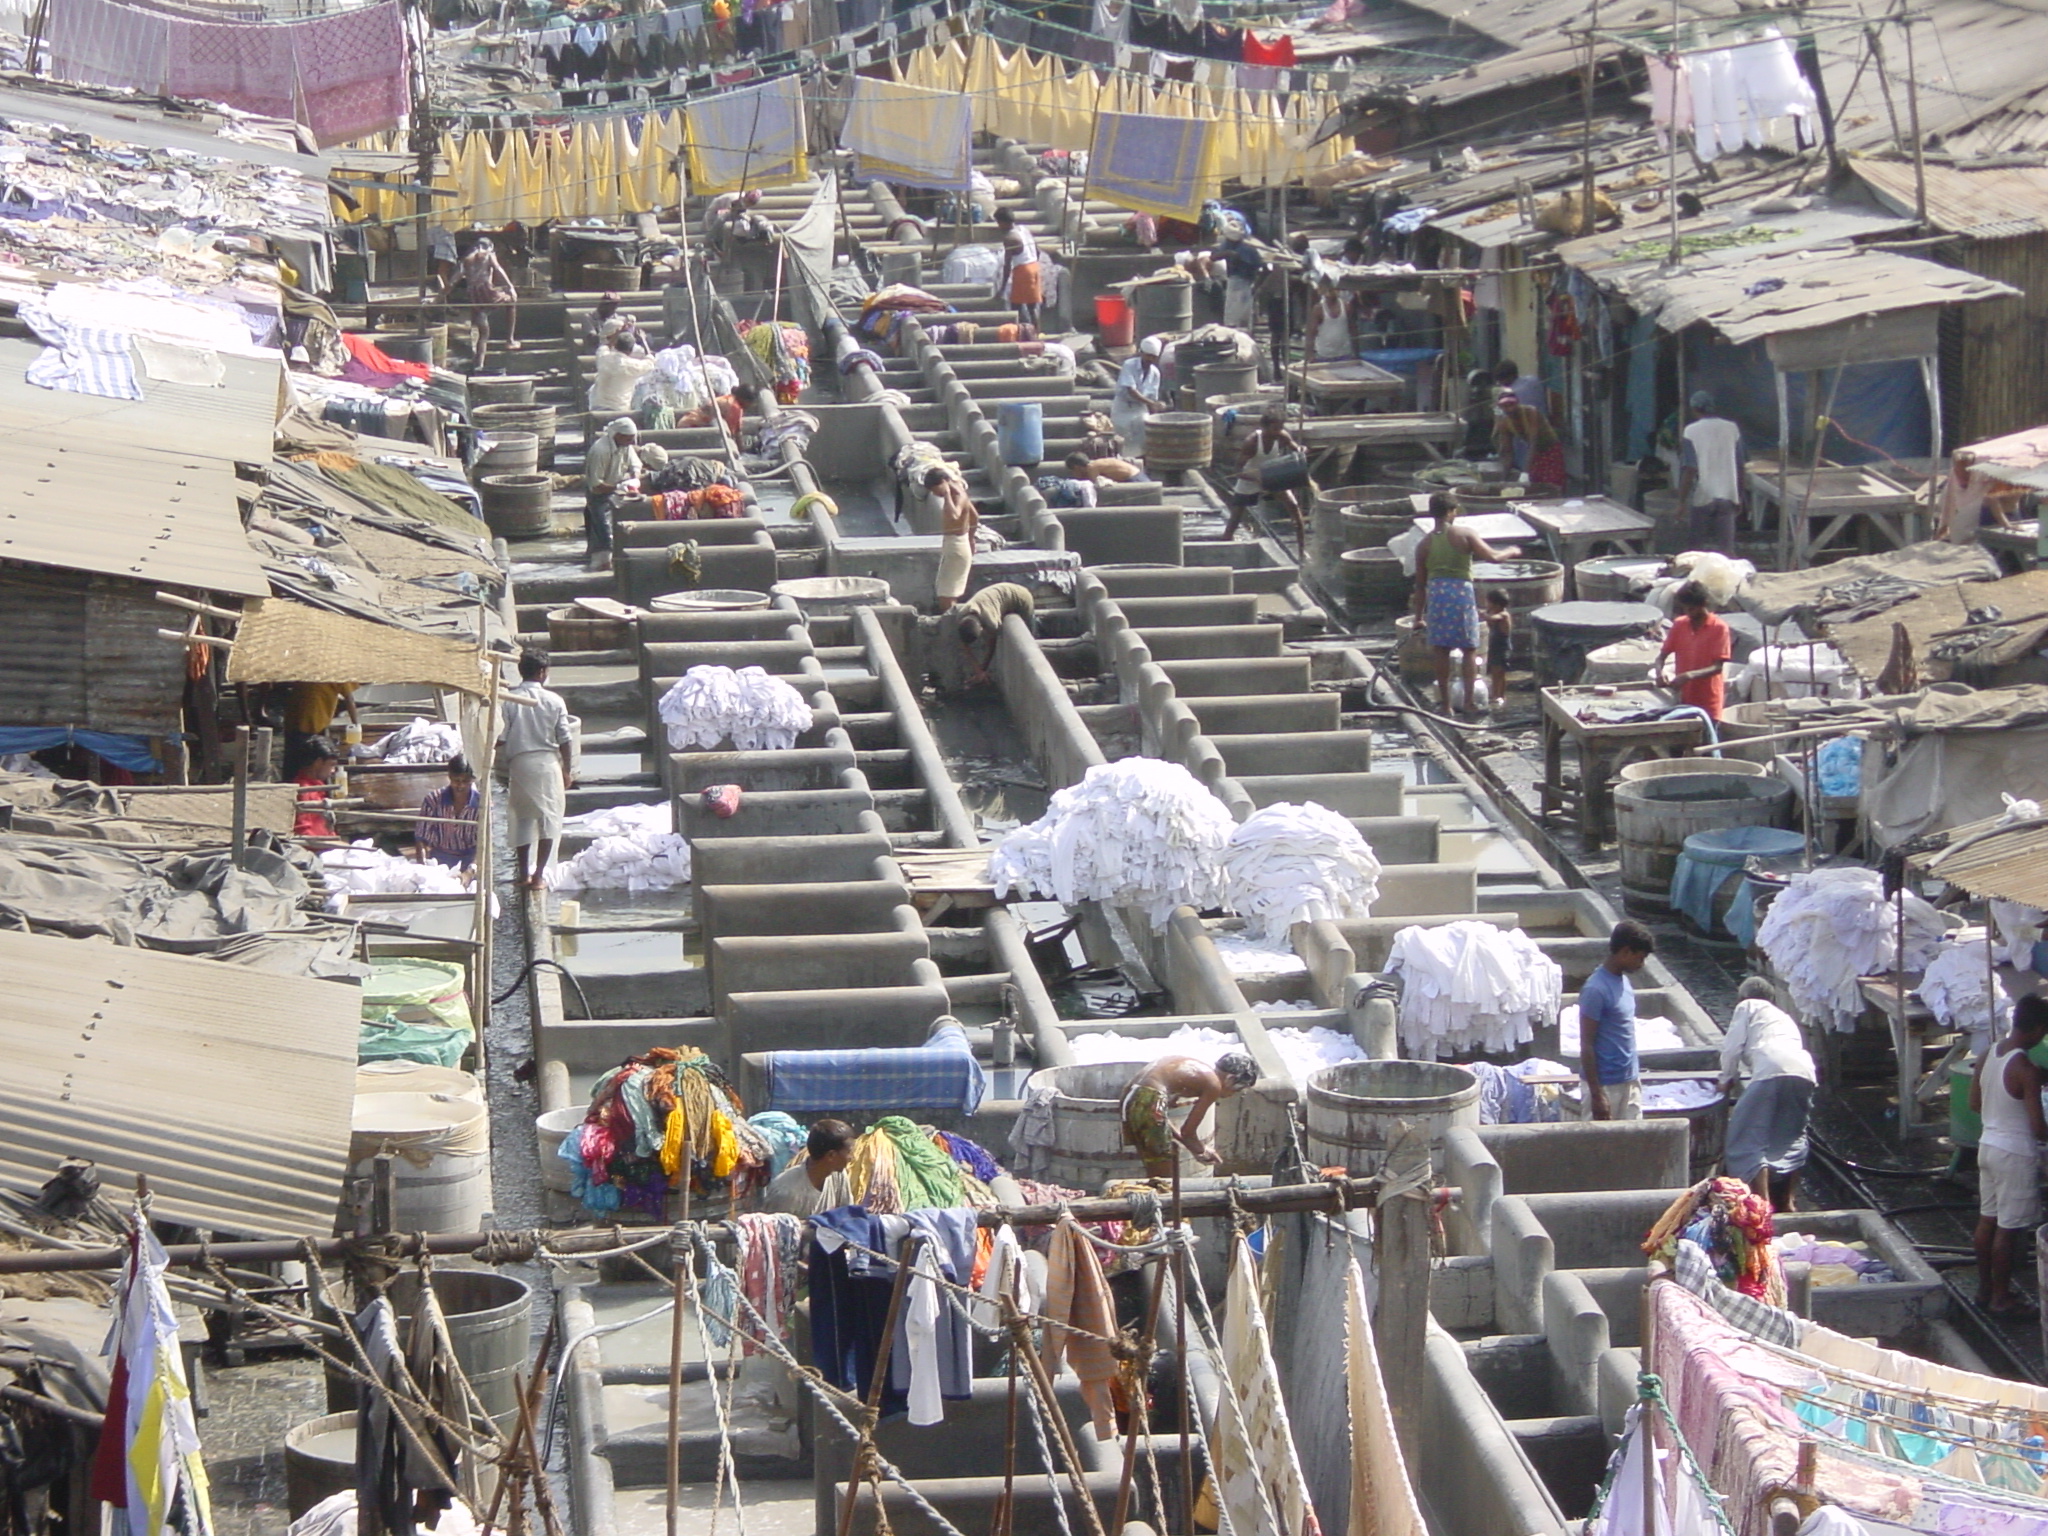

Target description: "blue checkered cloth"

left=764, top=1023, right=987, bottom=1114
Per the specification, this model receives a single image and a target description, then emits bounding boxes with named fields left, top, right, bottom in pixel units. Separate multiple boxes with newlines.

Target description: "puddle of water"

left=567, top=888, right=694, bottom=926
left=557, top=929, right=693, bottom=968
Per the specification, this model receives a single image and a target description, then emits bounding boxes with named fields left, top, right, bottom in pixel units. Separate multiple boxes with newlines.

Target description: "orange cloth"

left=1041, top=1214, right=1119, bottom=1438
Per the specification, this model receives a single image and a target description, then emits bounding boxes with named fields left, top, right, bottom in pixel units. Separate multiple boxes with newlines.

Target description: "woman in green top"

left=1411, top=493, right=1517, bottom=715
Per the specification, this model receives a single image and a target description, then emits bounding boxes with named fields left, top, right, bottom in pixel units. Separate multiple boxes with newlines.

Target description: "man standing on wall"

left=1579, top=920, right=1655, bottom=1121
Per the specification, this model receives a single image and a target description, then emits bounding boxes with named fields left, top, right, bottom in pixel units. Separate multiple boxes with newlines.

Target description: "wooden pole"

left=1374, top=1131, right=1431, bottom=1471
left=1901, top=8, right=1927, bottom=226
left=230, top=725, right=251, bottom=870
left=1172, top=1159, right=1193, bottom=1536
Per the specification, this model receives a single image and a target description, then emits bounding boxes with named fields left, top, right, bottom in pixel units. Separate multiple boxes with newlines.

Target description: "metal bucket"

left=1025, top=1062, right=1209, bottom=1189
left=1303, top=1059, right=1481, bottom=1174
left=387, top=1269, right=533, bottom=1431
left=1130, top=274, right=1193, bottom=342
left=472, top=403, right=557, bottom=468
left=468, top=374, right=540, bottom=408
left=285, top=1412, right=357, bottom=1518
left=472, top=431, right=539, bottom=483
left=1574, top=553, right=1667, bottom=604
left=1341, top=547, right=1409, bottom=620
left=1613, top=773, right=1794, bottom=918
left=479, top=473, right=554, bottom=540
left=1143, top=412, right=1213, bottom=472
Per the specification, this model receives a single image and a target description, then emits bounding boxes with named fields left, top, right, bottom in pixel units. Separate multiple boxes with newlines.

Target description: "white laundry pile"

left=1641, top=1078, right=1724, bottom=1112
left=1063, top=1024, right=1240, bottom=1065
left=1253, top=998, right=1319, bottom=1012
left=548, top=803, right=690, bottom=893
left=1220, top=801, right=1381, bottom=945
left=989, top=758, right=1236, bottom=928
left=1266, top=1025, right=1366, bottom=1084
left=356, top=717, right=463, bottom=765
left=656, top=665, right=812, bottom=752
left=1386, top=921, right=1562, bottom=1059
left=1754, top=867, right=1945, bottom=1033
left=1991, top=900, right=2047, bottom=971
left=1558, top=1004, right=1687, bottom=1056
left=319, top=842, right=466, bottom=905
left=1916, top=929, right=2010, bottom=1047
left=634, top=344, right=738, bottom=414
left=1727, top=643, right=1857, bottom=704
left=1209, top=932, right=1310, bottom=977
left=940, top=244, right=1003, bottom=286
left=1642, top=551, right=1755, bottom=613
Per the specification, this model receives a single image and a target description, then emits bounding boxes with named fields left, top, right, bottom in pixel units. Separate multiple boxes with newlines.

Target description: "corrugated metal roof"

left=0, top=334, right=272, bottom=597
left=0, top=566, right=189, bottom=736
left=1923, top=820, right=2048, bottom=909
left=0, top=926, right=359, bottom=1235
left=1851, top=157, right=2048, bottom=240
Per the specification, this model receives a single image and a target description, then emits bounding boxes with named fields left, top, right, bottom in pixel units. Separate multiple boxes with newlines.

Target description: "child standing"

left=1484, top=589, right=1512, bottom=709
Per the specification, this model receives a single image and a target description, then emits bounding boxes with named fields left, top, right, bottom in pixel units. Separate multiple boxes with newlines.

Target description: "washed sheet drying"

left=356, top=717, right=462, bottom=765
left=1754, top=868, right=1945, bottom=1033
left=989, top=757, right=1235, bottom=928
left=1386, top=921, right=1562, bottom=1059
left=547, top=802, right=689, bottom=893
left=320, top=842, right=467, bottom=901
left=656, top=665, right=812, bottom=752
left=1220, top=800, right=1380, bottom=944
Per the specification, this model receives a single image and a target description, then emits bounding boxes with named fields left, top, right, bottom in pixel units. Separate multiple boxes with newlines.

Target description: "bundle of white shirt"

left=355, top=717, right=463, bottom=765
left=319, top=841, right=467, bottom=904
left=1266, top=1024, right=1366, bottom=1085
left=1754, top=867, right=1945, bottom=1032
left=546, top=831, right=691, bottom=893
left=1916, top=929, right=2010, bottom=1045
left=1219, top=800, right=1381, bottom=945
left=1386, top=921, right=1563, bottom=1059
left=988, top=757, right=1236, bottom=928
left=657, top=665, right=812, bottom=752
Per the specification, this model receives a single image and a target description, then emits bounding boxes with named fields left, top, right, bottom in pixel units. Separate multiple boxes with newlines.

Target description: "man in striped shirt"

left=415, top=756, right=480, bottom=870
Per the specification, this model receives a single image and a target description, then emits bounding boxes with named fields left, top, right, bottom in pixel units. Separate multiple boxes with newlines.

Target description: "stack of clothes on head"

left=1643, top=1175, right=1786, bottom=1305
left=560, top=1046, right=783, bottom=1218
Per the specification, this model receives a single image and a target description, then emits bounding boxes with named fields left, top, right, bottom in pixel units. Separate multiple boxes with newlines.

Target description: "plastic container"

left=1131, top=274, right=1194, bottom=341
left=537, top=1105, right=584, bottom=1195
left=996, top=400, right=1044, bottom=466
left=285, top=1413, right=357, bottom=1517
left=1094, top=294, right=1134, bottom=348
left=1614, top=773, right=1795, bottom=918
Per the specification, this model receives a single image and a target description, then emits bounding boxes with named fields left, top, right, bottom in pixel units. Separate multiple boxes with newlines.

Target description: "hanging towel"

left=1213, top=1236, right=1323, bottom=1536
left=1344, top=1257, right=1424, bottom=1536
left=841, top=76, right=974, bottom=191
left=291, top=2, right=409, bottom=146
left=1648, top=54, right=1691, bottom=141
left=1040, top=1214, right=1119, bottom=1438
left=684, top=75, right=807, bottom=193
left=46, top=0, right=170, bottom=92
left=1088, top=111, right=1219, bottom=221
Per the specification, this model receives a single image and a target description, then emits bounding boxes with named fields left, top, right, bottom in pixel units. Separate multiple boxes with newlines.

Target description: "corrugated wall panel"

left=1949, top=235, right=2048, bottom=445
left=0, top=565, right=190, bottom=736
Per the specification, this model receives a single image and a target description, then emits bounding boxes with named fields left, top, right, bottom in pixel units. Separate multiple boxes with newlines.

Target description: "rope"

left=679, top=1225, right=749, bottom=1536
left=1016, top=1351, right=1077, bottom=1536
left=1580, top=1375, right=1737, bottom=1533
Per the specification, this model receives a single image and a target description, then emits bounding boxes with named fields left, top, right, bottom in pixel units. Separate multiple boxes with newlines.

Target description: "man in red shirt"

left=1654, top=580, right=1733, bottom=719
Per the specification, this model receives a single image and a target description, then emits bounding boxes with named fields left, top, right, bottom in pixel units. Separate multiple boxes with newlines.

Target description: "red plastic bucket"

left=1094, top=293, right=1134, bottom=347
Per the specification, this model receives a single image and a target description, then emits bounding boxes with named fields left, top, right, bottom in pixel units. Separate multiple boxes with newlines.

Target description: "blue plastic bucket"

left=996, top=400, right=1044, bottom=467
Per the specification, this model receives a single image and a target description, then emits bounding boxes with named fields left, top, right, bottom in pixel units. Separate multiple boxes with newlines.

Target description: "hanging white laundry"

left=1916, top=929, right=2011, bottom=1053
left=1684, top=50, right=1742, bottom=159
left=1647, top=55, right=1692, bottom=145
left=1386, top=921, right=1562, bottom=1059
left=1754, top=867, right=1946, bottom=1033
left=1220, top=800, right=1381, bottom=945
left=1990, top=900, right=2046, bottom=970
left=988, top=757, right=1236, bottom=928
left=1729, top=28, right=1818, bottom=146
left=656, top=665, right=812, bottom=752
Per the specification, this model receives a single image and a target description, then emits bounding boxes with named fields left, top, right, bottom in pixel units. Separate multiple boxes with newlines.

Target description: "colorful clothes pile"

left=738, top=320, right=811, bottom=404
left=1643, top=1176, right=1784, bottom=1304
left=843, top=1115, right=1007, bottom=1212
left=560, top=1047, right=772, bottom=1217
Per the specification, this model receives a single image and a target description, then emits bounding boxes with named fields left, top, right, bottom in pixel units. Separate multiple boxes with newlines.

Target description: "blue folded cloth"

left=764, top=1023, right=986, bottom=1114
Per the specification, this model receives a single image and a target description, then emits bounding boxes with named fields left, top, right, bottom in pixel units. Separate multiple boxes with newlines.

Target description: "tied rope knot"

left=1124, top=1187, right=1161, bottom=1233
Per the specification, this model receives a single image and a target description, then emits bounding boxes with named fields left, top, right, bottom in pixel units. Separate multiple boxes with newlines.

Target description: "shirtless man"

left=1120, top=1052, right=1260, bottom=1179
left=927, top=466, right=979, bottom=612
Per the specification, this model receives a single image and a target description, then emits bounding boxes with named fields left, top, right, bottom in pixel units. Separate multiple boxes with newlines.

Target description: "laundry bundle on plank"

left=1642, top=1176, right=1786, bottom=1305
left=1915, top=929, right=2010, bottom=1044
left=320, top=841, right=468, bottom=903
left=657, top=664, right=812, bottom=751
left=1219, top=800, right=1381, bottom=944
left=547, top=802, right=689, bottom=892
left=559, top=1046, right=778, bottom=1218
left=354, top=717, right=462, bottom=764
left=1754, top=867, right=1945, bottom=1033
left=990, top=757, right=1236, bottom=928
left=1386, top=920, right=1563, bottom=1059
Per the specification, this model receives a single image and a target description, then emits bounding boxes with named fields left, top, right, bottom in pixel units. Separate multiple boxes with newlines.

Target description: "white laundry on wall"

left=656, top=664, right=813, bottom=752
left=1220, top=800, right=1381, bottom=945
left=1755, top=867, right=1946, bottom=1032
left=1386, top=920, right=1563, bottom=1059
left=547, top=802, right=691, bottom=893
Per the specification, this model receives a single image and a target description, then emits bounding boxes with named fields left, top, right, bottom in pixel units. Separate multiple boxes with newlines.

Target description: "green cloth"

left=358, top=1018, right=470, bottom=1068
left=1424, top=529, right=1473, bottom=580
left=874, top=1115, right=966, bottom=1209
left=333, top=460, right=492, bottom=539
left=362, top=958, right=473, bottom=1036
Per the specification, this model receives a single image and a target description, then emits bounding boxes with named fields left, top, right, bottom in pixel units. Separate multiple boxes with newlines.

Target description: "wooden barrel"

left=479, top=473, right=554, bottom=539
left=1531, top=601, right=1662, bottom=686
left=1192, top=359, right=1258, bottom=401
left=548, top=606, right=632, bottom=651
left=1574, top=553, right=1667, bottom=604
left=1143, top=412, right=1213, bottom=472
left=1617, top=756, right=1768, bottom=787
left=472, top=403, right=557, bottom=467
left=1341, top=547, right=1409, bottom=620
left=285, top=1414, right=357, bottom=1517
left=583, top=261, right=642, bottom=291
left=1025, top=1062, right=1209, bottom=1190
left=388, top=1270, right=531, bottom=1431
left=1614, top=772, right=1794, bottom=917
left=380, top=332, right=436, bottom=367
left=472, top=431, right=539, bottom=483
left=1472, top=558, right=1566, bottom=664
left=1303, top=1059, right=1480, bottom=1174
left=349, top=1093, right=490, bottom=1234
left=468, top=373, right=540, bottom=407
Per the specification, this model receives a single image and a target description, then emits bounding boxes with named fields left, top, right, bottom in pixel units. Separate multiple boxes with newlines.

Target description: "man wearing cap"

left=584, top=417, right=643, bottom=573
left=1121, top=1053, right=1259, bottom=1178
left=1676, top=391, right=1745, bottom=556
left=1112, top=335, right=1167, bottom=458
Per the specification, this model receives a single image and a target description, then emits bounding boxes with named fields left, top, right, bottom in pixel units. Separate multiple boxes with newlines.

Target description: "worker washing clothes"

left=1578, top=920, right=1656, bottom=1121
left=1225, top=403, right=1307, bottom=555
left=993, top=209, right=1043, bottom=330
left=955, top=581, right=1037, bottom=685
left=1653, top=579, right=1734, bottom=720
left=1211, top=228, right=1266, bottom=331
left=414, top=755, right=480, bottom=871
left=1411, top=493, right=1519, bottom=718
left=1677, top=390, right=1745, bottom=556
left=1971, top=993, right=2048, bottom=1317
left=1111, top=335, right=1166, bottom=460
left=759, top=1118, right=856, bottom=1217
left=926, top=465, right=979, bottom=612
left=1719, top=977, right=1817, bottom=1212
left=291, top=740, right=343, bottom=843
left=587, top=332, right=656, bottom=428
left=1494, top=387, right=1564, bottom=491
left=499, top=649, right=576, bottom=892
left=1495, top=359, right=1553, bottom=423
left=1120, top=1053, right=1259, bottom=1178
left=583, top=417, right=643, bottom=574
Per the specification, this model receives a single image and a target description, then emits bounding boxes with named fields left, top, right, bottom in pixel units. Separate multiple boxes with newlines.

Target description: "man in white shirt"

left=1676, top=390, right=1745, bottom=556
left=1719, top=976, right=1817, bottom=1209
left=499, top=650, right=576, bottom=891
left=759, top=1118, right=855, bottom=1216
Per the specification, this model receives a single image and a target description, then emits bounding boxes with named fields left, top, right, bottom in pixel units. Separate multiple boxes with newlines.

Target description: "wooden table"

left=1284, top=359, right=1407, bottom=411
left=1509, top=497, right=1659, bottom=593
left=1979, top=518, right=2041, bottom=573
left=1538, top=685, right=1702, bottom=849
left=1751, top=466, right=1921, bottom=567
left=1294, top=412, right=1463, bottom=481
left=1855, top=976, right=1965, bottom=1139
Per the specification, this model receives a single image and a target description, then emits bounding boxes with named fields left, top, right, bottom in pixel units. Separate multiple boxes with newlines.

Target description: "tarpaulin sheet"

left=1866, top=725, right=2048, bottom=849
left=1877, top=682, right=2048, bottom=736
left=0, top=836, right=327, bottom=953
left=840, top=77, right=972, bottom=193
left=1088, top=112, right=1220, bottom=222
left=1737, top=540, right=1999, bottom=626
left=0, top=727, right=158, bottom=773
left=1828, top=570, right=2048, bottom=685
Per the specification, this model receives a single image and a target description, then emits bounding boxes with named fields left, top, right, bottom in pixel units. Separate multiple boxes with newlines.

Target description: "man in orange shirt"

left=1654, top=580, right=1733, bottom=719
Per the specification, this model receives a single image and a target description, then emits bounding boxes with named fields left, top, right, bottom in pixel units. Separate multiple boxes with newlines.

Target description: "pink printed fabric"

left=292, top=2, right=408, bottom=146
left=164, top=15, right=296, bottom=120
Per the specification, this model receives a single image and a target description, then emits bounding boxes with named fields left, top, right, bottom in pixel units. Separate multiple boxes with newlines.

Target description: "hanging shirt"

left=1659, top=610, right=1732, bottom=718
left=1579, top=962, right=1638, bottom=1087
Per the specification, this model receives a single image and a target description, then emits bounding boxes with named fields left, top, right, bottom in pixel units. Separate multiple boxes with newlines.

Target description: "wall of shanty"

left=0, top=563, right=194, bottom=740
left=1937, top=233, right=2048, bottom=445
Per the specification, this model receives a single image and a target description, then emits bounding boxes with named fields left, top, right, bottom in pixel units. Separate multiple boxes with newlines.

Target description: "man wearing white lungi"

left=501, top=649, right=575, bottom=890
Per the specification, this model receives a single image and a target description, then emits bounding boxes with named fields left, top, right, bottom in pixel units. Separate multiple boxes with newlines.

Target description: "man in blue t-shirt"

left=1578, top=919, right=1656, bottom=1120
